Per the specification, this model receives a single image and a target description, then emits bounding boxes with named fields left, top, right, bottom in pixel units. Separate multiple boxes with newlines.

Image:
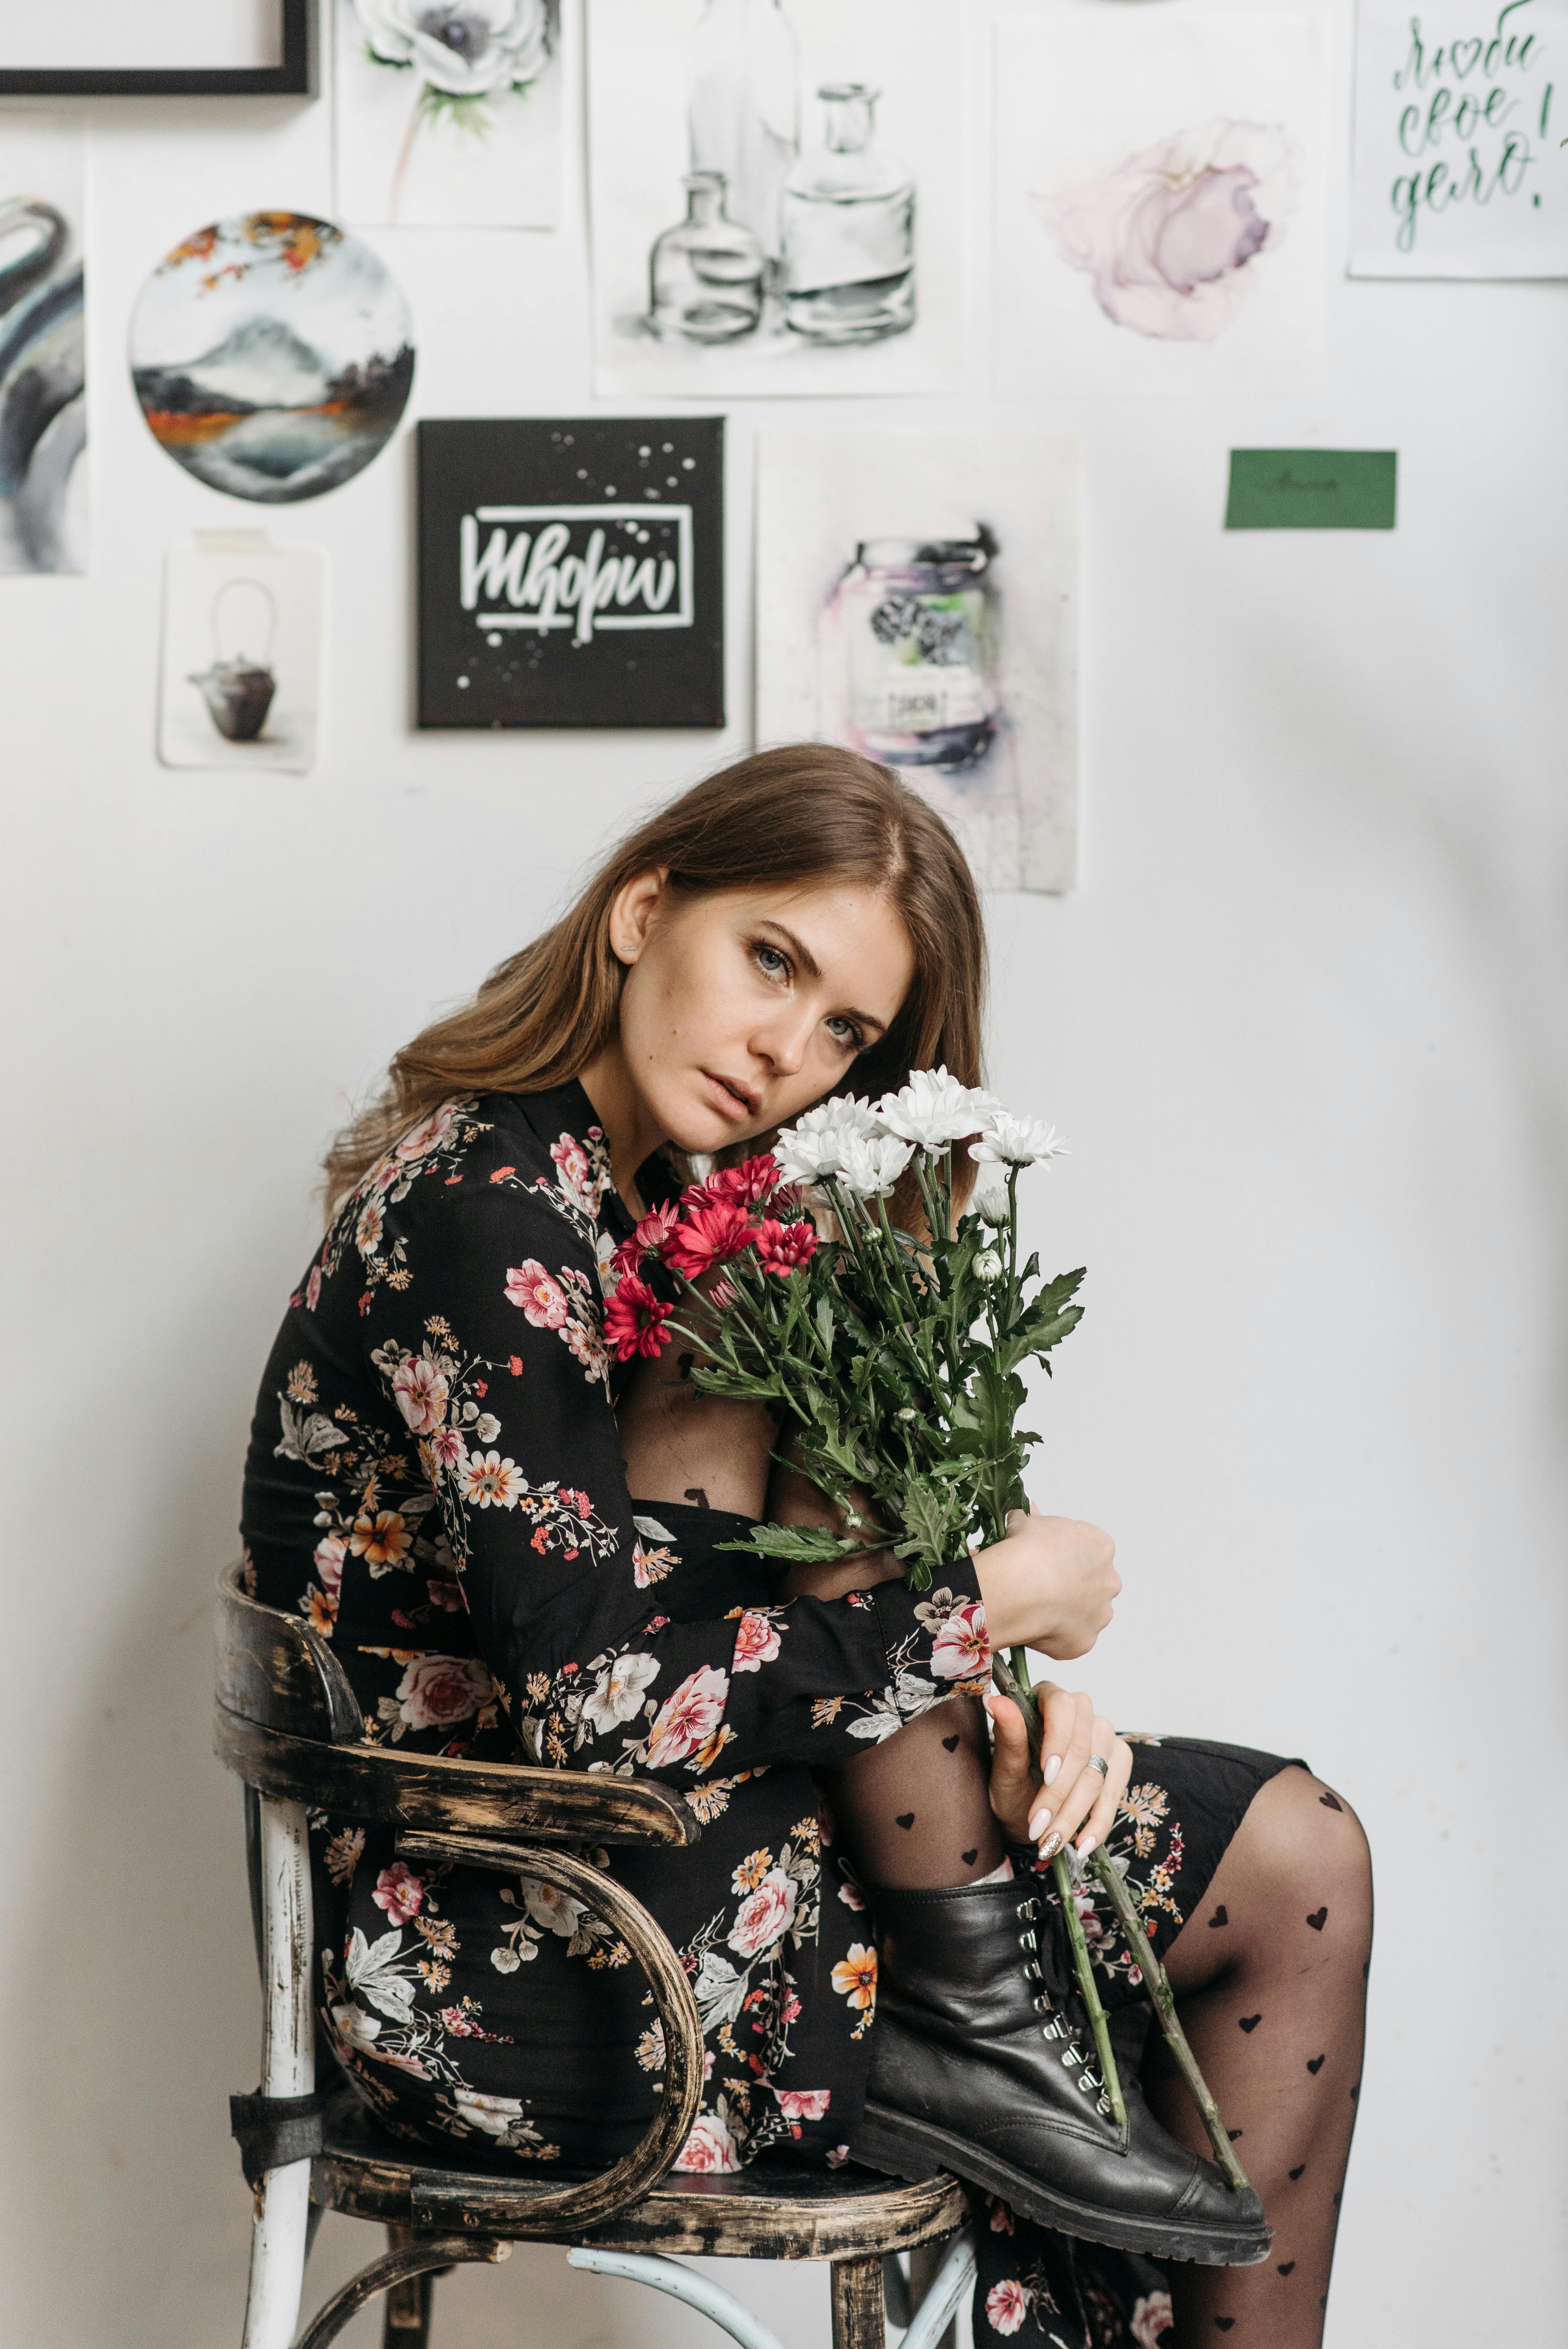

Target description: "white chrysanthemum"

left=876, top=1066, right=999, bottom=1149
left=969, top=1112, right=1069, bottom=1169
left=835, top=1131, right=916, bottom=1199
left=774, top=1094, right=880, bottom=1185
left=355, top=0, right=551, bottom=97
left=974, top=1183, right=1012, bottom=1225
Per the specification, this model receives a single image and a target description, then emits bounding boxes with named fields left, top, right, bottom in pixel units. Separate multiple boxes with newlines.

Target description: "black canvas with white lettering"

left=417, top=417, right=725, bottom=729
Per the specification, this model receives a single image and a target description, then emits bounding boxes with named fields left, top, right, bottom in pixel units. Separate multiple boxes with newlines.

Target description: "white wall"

left=2, top=4, right=1565, bottom=2344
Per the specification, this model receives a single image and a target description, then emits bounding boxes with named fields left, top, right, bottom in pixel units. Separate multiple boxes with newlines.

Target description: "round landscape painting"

left=129, top=210, right=413, bottom=504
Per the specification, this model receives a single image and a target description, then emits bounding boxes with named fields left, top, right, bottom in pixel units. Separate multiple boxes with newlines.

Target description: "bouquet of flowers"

left=605, top=1067, right=1083, bottom=1594
left=604, top=1068, right=1253, bottom=2185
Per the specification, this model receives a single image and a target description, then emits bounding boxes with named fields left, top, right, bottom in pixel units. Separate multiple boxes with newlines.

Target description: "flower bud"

left=975, top=1249, right=1003, bottom=1282
left=975, top=1185, right=1011, bottom=1225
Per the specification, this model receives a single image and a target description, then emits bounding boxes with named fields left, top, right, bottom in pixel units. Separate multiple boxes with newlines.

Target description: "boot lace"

left=1014, top=1892, right=1114, bottom=2120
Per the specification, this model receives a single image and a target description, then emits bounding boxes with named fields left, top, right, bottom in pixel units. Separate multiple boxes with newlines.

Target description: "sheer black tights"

left=1146, top=1764, right=1372, bottom=2349
left=823, top=1695, right=1006, bottom=1890
left=827, top=1725, right=1370, bottom=2349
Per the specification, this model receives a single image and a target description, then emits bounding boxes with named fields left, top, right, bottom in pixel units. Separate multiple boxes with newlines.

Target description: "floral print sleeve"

left=243, top=1083, right=990, bottom=1797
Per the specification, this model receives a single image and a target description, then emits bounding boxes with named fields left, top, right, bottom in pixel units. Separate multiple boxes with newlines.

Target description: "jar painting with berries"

left=825, top=531, right=999, bottom=769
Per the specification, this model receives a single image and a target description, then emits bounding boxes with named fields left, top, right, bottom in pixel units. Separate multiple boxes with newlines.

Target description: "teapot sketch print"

left=0, top=193, right=86, bottom=575
left=189, top=577, right=279, bottom=743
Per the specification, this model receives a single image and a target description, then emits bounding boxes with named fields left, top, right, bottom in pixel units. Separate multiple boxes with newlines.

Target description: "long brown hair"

left=324, top=744, right=987, bottom=1226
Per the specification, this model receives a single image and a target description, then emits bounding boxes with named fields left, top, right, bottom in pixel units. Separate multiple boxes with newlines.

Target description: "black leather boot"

left=849, top=1877, right=1272, bottom=2267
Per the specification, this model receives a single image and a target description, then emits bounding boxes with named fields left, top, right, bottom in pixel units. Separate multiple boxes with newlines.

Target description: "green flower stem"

left=990, top=1650, right=1125, bottom=2127
left=1053, top=1849, right=1127, bottom=2129
left=823, top=1180, right=871, bottom=1272
left=876, top=1194, right=947, bottom=1403
left=1087, top=1850, right=1253, bottom=2195
left=914, top=1156, right=945, bottom=1243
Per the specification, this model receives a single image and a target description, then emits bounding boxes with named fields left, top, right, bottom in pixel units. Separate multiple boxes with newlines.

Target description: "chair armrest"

left=214, top=1706, right=699, bottom=1847
left=398, top=1831, right=705, bottom=2235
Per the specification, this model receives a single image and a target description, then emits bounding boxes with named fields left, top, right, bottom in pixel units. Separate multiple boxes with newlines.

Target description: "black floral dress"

left=240, top=1082, right=992, bottom=2174
left=239, top=1080, right=1291, bottom=2349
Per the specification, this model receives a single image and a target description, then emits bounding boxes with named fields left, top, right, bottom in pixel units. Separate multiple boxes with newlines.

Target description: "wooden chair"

left=214, top=1565, right=975, bottom=2349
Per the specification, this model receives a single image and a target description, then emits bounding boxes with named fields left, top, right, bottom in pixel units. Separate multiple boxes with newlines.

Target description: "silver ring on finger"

left=1085, top=1753, right=1110, bottom=1780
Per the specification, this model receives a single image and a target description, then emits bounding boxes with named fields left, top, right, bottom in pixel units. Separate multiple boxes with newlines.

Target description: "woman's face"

left=610, top=875, right=916, bottom=1155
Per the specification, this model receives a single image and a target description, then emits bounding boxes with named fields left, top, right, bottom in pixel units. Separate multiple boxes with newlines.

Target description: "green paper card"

left=1225, top=450, right=1397, bottom=531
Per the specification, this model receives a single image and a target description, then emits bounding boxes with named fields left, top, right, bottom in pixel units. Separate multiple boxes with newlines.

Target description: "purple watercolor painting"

left=1040, top=119, right=1296, bottom=343
left=994, top=14, right=1327, bottom=398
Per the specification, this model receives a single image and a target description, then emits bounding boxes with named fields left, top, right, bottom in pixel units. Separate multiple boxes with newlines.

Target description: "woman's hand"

left=987, top=1688, right=1133, bottom=1864
left=972, top=1506, right=1121, bottom=1658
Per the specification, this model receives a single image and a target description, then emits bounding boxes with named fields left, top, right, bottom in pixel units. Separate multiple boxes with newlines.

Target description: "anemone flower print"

left=338, top=0, right=560, bottom=229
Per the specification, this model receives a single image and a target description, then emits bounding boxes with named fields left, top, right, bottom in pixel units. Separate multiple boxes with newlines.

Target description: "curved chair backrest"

left=215, top=1561, right=365, bottom=1745
left=212, top=1563, right=699, bottom=1849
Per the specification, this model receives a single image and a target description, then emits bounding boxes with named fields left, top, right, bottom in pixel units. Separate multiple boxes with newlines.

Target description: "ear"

left=606, top=867, right=669, bottom=967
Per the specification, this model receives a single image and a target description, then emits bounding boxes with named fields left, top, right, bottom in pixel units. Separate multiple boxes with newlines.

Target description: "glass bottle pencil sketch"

left=648, top=172, right=765, bottom=342
left=781, top=84, right=915, bottom=344
left=688, top=0, right=800, bottom=267
left=643, top=3, right=918, bottom=352
left=826, top=533, right=999, bottom=770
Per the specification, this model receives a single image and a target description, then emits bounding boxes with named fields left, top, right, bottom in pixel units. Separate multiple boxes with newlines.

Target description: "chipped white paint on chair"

left=240, top=1797, right=315, bottom=2349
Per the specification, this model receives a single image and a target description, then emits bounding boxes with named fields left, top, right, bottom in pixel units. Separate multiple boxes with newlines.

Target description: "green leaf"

left=995, top=1303, right=1084, bottom=1376
left=715, top=1523, right=862, bottom=1564
left=889, top=1473, right=971, bottom=1586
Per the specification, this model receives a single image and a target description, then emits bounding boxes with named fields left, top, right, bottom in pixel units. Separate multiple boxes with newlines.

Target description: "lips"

left=702, top=1069, right=760, bottom=1120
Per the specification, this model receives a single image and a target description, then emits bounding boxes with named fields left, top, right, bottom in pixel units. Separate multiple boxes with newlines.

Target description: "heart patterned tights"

left=827, top=1723, right=1371, bottom=2349
left=1143, top=1764, right=1372, bottom=2346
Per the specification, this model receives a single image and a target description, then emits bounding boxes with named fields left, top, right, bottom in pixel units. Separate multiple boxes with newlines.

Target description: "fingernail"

left=1040, top=1831, right=1062, bottom=1861
left=1043, top=1755, right=1062, bottom=1786
left=1077, top=1834, right=1097, bottom=1858
left=1027, top=1809, right=1051, bottom=1840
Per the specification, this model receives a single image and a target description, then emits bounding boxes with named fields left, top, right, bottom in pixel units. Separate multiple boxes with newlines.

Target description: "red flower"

left=604, top=1273, right=675, bottom=1361
left=753, top=1217, right=818, bottom=1277
left=684, top=1154, right=780, bottom=1211
left=666, top=1200, right=755, bottom=1279
left=612, top=1200, right=681, bottom=1281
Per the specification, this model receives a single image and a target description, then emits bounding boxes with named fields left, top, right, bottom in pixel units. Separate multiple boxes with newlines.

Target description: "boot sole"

left=851, top=2101, right=1274, bottom=2268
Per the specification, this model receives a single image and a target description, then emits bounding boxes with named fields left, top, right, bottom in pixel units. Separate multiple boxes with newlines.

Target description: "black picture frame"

left=0, top=0, right=314, bottom=98
left=417, top=416, right=726, bottom=732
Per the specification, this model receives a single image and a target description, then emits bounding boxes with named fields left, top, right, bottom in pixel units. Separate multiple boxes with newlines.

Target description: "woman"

left=241, top=747, right=1370, bottom=2349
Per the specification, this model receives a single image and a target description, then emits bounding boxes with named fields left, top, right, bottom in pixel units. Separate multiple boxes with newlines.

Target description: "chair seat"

left=313, top=2090, right=970, bottom=2259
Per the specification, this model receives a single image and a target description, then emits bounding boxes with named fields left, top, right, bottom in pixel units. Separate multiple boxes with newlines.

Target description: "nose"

left=753, top=1008, right=815, bottom=1079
